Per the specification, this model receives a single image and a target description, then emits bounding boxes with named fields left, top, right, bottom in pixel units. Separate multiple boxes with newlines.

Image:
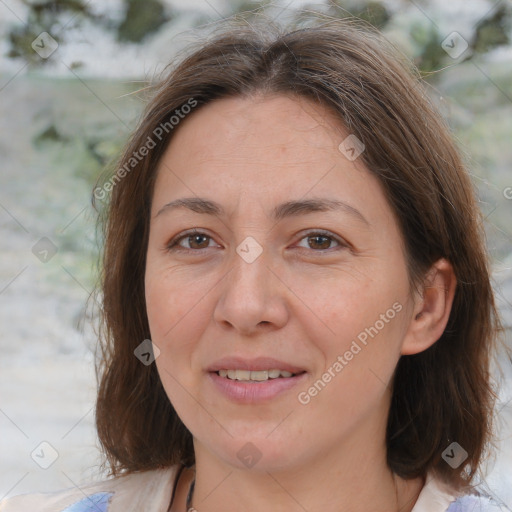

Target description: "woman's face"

left=145, top=94, right=417, bottom=473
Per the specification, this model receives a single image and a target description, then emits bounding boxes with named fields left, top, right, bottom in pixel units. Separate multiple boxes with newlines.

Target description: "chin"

left=208, top=436, right=304, bottom=474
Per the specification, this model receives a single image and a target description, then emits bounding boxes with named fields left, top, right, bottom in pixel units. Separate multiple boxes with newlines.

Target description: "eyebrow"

left=155, top=197, right=370, bottom=226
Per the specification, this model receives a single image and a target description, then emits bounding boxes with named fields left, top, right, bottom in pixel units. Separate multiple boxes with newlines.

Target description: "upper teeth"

left=218, top=369, right=296, bottom=381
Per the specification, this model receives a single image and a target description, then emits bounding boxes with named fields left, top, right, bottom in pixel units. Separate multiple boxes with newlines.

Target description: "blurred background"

left=0, top=0, right=511, bottom=507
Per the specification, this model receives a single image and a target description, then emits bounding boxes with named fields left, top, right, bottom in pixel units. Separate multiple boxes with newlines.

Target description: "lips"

left=208, top=370, right=308, bottom=403
left=206, top=356, right=307, bottom=374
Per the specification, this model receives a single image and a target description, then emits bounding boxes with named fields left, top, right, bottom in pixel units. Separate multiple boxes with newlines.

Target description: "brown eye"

left=166, top=229, right=346, bottom=254
left=166, top=230, right=215, bottom=252
left=296, top=231, right=345, bottom=252
left=306, top=234, right=335, bottom=250
left=184, top=234, right=211, bottom=250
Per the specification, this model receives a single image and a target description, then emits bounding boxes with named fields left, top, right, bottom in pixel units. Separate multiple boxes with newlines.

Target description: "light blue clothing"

left=0, top=465, right=510, bottom=511
left=59, top=492, right=114, bottom=512
left=446, top=494, right=510, bottom=511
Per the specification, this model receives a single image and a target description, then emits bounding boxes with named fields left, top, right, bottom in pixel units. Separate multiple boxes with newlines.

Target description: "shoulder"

left=411, top=473, right=511, bottom=512
left=0, top=465, right=181, bottom=512
left=446, top=493, right=511, bottom=511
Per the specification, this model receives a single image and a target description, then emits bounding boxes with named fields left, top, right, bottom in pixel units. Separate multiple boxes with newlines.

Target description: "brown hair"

left=91, top=15, right=505, bottom=492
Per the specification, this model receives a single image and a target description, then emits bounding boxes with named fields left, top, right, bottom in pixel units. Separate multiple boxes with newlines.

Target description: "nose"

left=212, top=243, right=289, bottom=336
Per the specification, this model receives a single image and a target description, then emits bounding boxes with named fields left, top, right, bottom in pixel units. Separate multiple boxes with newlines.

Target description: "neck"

left=186, top=437, right=423, bottom=512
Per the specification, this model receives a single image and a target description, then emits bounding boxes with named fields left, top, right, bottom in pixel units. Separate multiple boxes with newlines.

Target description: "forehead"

left=151, top=94, right=390, bottom=226
left=169, top=94, right=346, bottom=162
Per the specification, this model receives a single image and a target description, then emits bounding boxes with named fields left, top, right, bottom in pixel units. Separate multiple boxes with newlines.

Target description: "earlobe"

left=401, top=258, right=457, bottom=356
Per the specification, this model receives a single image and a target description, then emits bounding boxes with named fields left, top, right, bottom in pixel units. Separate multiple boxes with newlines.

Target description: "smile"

left=216, top=369, right=303, bottom=381
left=209, top=370, right=308, bottom=403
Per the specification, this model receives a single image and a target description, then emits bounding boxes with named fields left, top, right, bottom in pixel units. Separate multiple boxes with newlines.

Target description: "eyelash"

left=165, top=229, right=348, bottom=254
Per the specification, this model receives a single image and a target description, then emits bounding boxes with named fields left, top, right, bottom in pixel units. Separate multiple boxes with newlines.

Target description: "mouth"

left=208, top=369, right=308, bottom=403
left=213, top=369, right=307, bottom=382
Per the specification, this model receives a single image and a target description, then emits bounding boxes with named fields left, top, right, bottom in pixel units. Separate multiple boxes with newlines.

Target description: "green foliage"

left=473, top=4, right=511, bottom=54
left=33, top=124, right=69, bottom=145
left=230, top=0, right=273, bottom=16
left=352, top=1, right=390, bottom=29
left=409, top=23, right=446, bottom=73
left=326, top=0, right=391, bottom=29
left=117, top=0, right=171, bottom=43
left=7, top=0, right=173, bottom=63
left=8, top=26, right=54, bottom=64
left=28, top=0, right=90, bottom=22
left=7, top=0, right=93, bottom=64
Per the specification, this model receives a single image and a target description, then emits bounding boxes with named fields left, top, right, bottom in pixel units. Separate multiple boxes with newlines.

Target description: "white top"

left=0, top=465, right=509, bottom=511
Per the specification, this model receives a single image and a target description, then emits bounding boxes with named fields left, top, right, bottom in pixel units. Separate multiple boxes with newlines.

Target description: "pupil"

left=311, top=235, right=329, bottom=249
left=191, top=235, right=207, bottom=248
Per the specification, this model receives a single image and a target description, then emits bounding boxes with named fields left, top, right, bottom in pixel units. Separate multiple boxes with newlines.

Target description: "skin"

left=144, top=94, right=457, bottom=512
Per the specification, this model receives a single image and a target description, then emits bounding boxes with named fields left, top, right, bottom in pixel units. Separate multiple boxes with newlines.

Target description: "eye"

left=166, top=229, right=216, bottom=252
left=166, top=229, right=347, bottom=254
left=295, top=230, right=346, bottom=252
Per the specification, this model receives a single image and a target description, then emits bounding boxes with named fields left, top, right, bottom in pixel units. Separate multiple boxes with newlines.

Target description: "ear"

left=401, top=258, right=457, bottom=356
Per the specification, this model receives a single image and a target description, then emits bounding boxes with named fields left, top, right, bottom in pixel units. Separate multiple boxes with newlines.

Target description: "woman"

left=2, top=15, right=510, bottom=512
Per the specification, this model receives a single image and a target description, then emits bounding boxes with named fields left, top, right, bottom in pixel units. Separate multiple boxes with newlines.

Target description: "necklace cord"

left=186, top=474, right=196, bottom=512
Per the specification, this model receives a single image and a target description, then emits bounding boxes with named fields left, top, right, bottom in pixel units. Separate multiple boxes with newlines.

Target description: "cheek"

left=145, top=264, right=206, bottom=340
left=297, top=267, right=405, bottom=340
left=145, top=272, right=201, bottom=414
left=299, top=272, right=408, bottom=391
left=297, top=302, right=405, bottom=433
left=145, top=272, right=203, bottom=392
